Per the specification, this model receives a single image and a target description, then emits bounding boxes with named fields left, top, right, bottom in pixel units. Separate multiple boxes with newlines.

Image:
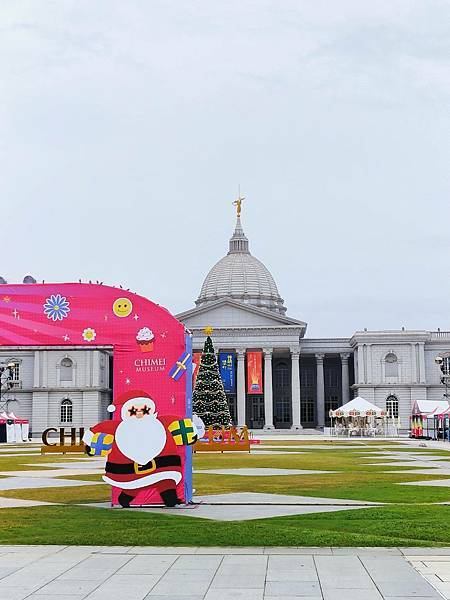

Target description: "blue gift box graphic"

left=169, top=352, right=191, bottom=381
left=89, top=432, right=114, bottom=456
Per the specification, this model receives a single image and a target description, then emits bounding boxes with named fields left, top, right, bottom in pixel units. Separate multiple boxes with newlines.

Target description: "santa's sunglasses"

left=128, top=405, right=151, bottom=417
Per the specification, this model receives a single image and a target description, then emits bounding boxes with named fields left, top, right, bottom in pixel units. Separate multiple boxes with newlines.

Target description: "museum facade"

left=177, top=214, right=449, bottom=431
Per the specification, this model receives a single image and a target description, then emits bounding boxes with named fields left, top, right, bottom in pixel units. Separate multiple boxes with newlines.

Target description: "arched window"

left=60, top=398, right=73, bottom=423
left=7, top=360, right=20, bottom=383
left=386, top=395, right=399, bottom=418
left=385, top=353, right=398, bottom=377
left=60, top=357, right=73, bottom=382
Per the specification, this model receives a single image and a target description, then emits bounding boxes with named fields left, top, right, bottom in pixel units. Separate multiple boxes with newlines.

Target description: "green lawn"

left=0, top=440, right=450, bottom=546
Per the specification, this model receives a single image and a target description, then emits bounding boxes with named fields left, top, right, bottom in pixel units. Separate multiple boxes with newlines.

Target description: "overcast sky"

left=1, top=1, right=449, bottom=337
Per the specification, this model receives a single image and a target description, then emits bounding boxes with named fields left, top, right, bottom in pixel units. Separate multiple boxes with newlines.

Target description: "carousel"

left=329, top=397, right=395, bottom=437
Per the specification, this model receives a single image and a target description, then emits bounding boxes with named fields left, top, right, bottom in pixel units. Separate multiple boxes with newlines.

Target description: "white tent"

left=329, top=397, right=386, bottom=418
left=412, top=399, right=450, bottom=417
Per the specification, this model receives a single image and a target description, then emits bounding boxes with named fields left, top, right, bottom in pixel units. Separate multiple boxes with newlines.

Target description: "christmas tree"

left=193, top=330, right=232, bottom=429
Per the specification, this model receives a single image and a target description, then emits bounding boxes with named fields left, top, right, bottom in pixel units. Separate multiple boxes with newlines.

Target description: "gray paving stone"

left=130, top=547, right=198, bottom=554
left=28, top=596, right=86, bottom=600
left=401, top=548, right=450, bottom=555
left=33, top=579, right=100, bottom=595
left=315, top=556, right=376, bottom=589
left=144, top=597, right=203, bottom=600
left=147, top=579, right=211, bottom=595
left=195, top=546, right=264, bottom=554
left=171, top=555, right=222, bottom=570
left=361, top=557, right=425, bottom=582
left=205, top=591, right=264, bottom=600
left=376, top=580, right=441, bottom=597
left=0, top=589, right=35, bottom=600
left=194, top=492, right=380, bottom=505
left=264, top=581, right=322, bottom=596
left=400, top=479, right=450, bottom=487
left=264, top=547, right=333, bottom=554
left=332, top=547, right=402, bottom=555
left=212, top=573, right=266, bottom=588
left=118, top=555, right=178, bottom=575
left=264, top=597, right=321, bottom=600
left=0, top=497, right=58, bottom=508
left=322, top=590, right=383, bottom=600
left=0, top=476, right=103, bottom=490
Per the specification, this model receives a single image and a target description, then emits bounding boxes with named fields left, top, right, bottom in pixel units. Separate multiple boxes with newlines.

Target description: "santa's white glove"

left=82, top=429, right=94, bottom=446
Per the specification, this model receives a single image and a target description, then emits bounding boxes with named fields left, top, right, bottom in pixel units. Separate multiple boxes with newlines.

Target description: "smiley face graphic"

left=112, top=297, right=133, bottom=318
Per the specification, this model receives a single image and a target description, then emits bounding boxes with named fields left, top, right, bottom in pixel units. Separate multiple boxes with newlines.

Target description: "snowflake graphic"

left=43, top=294, right=70, bottom=321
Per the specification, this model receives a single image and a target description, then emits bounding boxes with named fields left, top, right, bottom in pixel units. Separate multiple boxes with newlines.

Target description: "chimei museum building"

left=0, top=214, right=448, bottom=434
left=177, top=213, right=450, bottom=431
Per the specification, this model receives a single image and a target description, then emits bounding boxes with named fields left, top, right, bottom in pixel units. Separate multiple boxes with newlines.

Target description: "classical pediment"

left=176, top=298, right=307, bottom=330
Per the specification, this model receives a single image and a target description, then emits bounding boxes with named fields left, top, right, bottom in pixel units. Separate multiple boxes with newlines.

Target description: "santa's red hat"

left=107, top=389, right=153, bottom=414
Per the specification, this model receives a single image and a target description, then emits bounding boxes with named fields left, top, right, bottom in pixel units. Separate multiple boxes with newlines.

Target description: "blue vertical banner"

left=219, top=352, right=236, bottom=393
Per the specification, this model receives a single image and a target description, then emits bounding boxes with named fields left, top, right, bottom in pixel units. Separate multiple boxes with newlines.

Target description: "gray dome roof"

left=196, top=217, right=287, bottom=314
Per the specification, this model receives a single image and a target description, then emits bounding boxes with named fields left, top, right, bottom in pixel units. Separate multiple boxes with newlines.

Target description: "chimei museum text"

left=134, top=357, right=167, bottom=373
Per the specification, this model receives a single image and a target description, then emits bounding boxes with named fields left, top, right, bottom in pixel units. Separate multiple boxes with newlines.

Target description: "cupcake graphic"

left=136, top=327, right=154, bottom=352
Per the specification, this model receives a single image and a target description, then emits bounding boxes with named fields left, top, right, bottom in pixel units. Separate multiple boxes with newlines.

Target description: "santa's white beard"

left=115, top=415, right=167, bottom=465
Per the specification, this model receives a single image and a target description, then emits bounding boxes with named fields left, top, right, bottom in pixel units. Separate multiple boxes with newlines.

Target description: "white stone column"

left=410, top=343, right=417, bottom=383
left=340, top=353, right=351, bottom=405
left=263, top=348, right=274, bottom=430
left=366, top=344, right=372, bottom=384
left=42, top=352, right=48, bottom=387
left=291, top=347, right=302, bottom=430
left=418, top=342, right=426, bottom=383
left=236, top=349, right=246, bottom=427
left=316, top=353, right=325, bottom=428
left=33, top=351, right=40, bottom=388
left=357, top=345, right=365, bottom=384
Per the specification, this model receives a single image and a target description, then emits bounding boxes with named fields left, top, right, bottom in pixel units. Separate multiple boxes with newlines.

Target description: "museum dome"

left=196, top=216, right=287, bottom=314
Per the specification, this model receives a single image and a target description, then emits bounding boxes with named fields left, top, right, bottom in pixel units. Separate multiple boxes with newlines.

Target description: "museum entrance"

left=273, top=359, right=292, bottom=428
left=247, top=396, right=265, bottom=429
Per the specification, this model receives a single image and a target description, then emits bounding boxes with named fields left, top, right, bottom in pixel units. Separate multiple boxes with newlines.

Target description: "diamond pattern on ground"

left=194, top=468, right=335, bottom=476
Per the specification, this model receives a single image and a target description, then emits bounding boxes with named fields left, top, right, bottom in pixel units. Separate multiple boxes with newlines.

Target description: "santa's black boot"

left=118, top=492, right=134, bottom=508
left=160, top=489, right=182, bottom=507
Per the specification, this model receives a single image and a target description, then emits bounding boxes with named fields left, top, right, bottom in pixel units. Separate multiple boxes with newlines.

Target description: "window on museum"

left=325, top=369, right=338, bottom=388
left=301, top=393, right=315, bottom=424
left=60, top=398, right=73, bottom=423
left=60, top=357, right=73, bottom=382
left=385, top=353, right=398, bottom=377
left=300, top=368, right=314, bottom=388
left=7, top=360, right=19, bottom=382
left=442, top=356, right=450, bottom=376
left=386, top=395, right=399, bottom=419
left=274, top=362, right=290, bottom=388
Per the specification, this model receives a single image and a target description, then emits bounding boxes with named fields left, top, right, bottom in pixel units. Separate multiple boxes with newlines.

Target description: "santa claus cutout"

left=83, top=390, right=198, bottom=507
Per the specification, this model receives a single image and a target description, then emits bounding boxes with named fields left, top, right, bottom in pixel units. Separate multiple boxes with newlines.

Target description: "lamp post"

left=0, top=362, right=15, bottom=413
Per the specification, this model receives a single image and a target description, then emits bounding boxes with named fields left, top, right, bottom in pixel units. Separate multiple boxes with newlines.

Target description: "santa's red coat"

left=90, top=415, right=182, bottom=490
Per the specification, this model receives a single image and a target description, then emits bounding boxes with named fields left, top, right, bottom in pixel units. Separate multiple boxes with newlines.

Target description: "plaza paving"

left=0, top=545, right=447, bottom=599
left=86, top=492, right=381, bottom=521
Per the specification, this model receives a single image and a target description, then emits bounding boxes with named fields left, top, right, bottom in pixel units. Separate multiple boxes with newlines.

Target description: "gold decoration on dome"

left=203, top=326, right=214, bottom=336
left=233, top=195, right=244, bottom=217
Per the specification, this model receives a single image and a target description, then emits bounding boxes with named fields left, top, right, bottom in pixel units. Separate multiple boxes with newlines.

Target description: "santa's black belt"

left=106, top=455, right=181, bottom=475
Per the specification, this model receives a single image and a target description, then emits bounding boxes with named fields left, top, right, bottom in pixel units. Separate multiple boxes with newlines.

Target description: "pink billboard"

left=0, top=282, right=193, bottom=506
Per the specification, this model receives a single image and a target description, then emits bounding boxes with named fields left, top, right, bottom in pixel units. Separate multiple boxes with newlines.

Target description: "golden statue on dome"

left=233, top=195, right=244, bottom=217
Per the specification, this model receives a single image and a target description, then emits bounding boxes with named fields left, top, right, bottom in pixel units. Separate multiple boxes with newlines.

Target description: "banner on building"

left=247, top=351, right=263, bottom=394
left=192, top=351, right=202, bottom=388
left=219, top=352, right=236, bottom=393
